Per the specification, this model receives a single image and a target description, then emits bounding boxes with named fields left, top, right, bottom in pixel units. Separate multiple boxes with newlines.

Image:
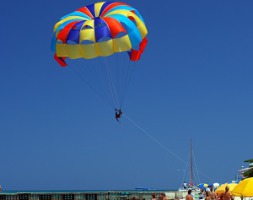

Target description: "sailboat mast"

left=190, top=139, right=193, bottom=186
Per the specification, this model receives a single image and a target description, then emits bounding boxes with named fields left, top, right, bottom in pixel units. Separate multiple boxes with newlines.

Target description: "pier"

left=0, top=190, right=186, bottom=200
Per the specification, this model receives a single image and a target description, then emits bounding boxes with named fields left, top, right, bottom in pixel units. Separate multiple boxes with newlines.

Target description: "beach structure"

left=238, top=164, right=253, bottom=179
left=0, top=190, right=194, bottom=200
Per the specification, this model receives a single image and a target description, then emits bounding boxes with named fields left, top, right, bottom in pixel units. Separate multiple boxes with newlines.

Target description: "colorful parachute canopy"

left=51, top=1, right=148, bottom=67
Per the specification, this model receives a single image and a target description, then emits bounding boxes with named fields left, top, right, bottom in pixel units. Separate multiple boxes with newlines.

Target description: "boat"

left=135, top=187, right=157, bottom=191
left=178, top=140, right=200, bottom=192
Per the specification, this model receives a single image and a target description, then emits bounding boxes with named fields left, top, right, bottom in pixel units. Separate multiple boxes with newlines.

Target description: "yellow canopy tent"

left=215, top=183, right=237, bottom=195
left=231, top=177, right=253, bottom=197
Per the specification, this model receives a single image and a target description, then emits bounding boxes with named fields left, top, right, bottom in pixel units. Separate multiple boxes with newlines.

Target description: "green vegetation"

left=244, top=159, right=253, bottom=163
left=243, top=159, right=253, bottom=178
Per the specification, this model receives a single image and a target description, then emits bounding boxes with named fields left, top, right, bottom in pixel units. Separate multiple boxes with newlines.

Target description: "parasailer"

left=115, top=109, right=123, bottom=122
left=51, top=1, right=148, bottom=120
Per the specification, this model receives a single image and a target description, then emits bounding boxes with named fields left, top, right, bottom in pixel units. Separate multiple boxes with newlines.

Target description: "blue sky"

left=0, top=0, right=253, bottom=190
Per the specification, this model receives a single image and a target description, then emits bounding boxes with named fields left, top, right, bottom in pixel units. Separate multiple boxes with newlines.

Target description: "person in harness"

left=115, top=109, right=123, bottom=122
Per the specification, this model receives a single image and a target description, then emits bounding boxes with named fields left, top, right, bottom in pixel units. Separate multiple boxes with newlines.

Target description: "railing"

left=0, top=191, right=177, bottom=200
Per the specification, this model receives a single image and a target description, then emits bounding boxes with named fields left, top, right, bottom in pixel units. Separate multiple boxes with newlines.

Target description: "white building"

left=238, top=163, right=253, bottom=179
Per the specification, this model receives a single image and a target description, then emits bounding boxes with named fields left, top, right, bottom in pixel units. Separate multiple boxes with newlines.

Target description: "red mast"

left=189, top=139, right=193, bottom=187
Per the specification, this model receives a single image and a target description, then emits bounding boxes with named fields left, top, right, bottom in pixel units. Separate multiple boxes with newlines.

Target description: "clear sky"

left=0, top=0, right=253, bottom=191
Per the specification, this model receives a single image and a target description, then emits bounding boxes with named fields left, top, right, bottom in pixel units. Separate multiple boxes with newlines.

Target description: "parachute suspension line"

left=86, top=57, right=118, bottom=109
left=123, top=113, right=187, bottom=164
left=102, top=53, right=135, bottom=110
left=116, top=53, right=124, bottom=107
left=114, top=53, right=120, bottom=99
left=95, top=57, right=118, bottom=109
left=108, top=57, right=121, bottom=108
left=110, top=52, right=135, bottom=109
left=103, top=57, right=120, bottom=109
left=117, top=53, right=126, bottom=107
left=121, top=61, right=135, bottom=107
left=67, top=63, right=114, bottom=109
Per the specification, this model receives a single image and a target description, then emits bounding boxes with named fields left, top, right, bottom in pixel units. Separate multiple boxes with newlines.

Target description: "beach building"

left=238, top=163, right=253, bottom=179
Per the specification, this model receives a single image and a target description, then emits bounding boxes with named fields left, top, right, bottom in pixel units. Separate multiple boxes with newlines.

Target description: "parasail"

left=51, top=1, right=148, bottom=114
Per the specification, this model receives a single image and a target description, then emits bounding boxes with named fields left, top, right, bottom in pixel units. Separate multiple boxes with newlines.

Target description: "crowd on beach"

left=130, top=193, right=167, bottom=200
left=145, top=185, right=234, bottom=200
left=151, top=193, right=167, bottom=200
left=185, top=186, right=234, bottom=200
